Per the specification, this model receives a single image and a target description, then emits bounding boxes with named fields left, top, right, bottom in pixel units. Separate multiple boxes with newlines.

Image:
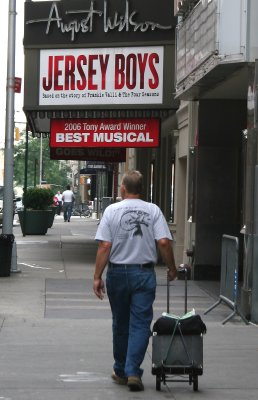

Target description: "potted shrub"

left=18, top=187, right=54, bottom=235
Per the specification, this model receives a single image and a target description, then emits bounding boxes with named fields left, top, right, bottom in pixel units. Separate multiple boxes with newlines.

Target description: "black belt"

left=109, top=262, right=154, bottom=269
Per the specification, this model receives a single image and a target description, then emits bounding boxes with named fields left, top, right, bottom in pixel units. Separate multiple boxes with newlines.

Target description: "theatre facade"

left=23, top=0, right=178, bottom=218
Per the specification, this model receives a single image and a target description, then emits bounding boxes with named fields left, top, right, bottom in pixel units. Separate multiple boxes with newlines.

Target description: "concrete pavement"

left=0, top=215, right=257, bottom=400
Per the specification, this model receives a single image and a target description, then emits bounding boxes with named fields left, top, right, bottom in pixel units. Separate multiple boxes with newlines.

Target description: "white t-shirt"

left=95, top=198, right=172, bottom=264
left=55, top=193, right=62, bottom=202
left=62, top=190, right=75, bottom=203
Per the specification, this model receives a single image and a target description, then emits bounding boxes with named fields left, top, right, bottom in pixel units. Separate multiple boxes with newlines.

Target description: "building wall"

left=173, top=101, right=199, bottom=267
left=135, top=114, right=177, bottom=208
left=173, top=98, right=247, bottom=279
left=173, top=0, right=258, bottom=321
left=193, top=99, right=246, bottom=279
left=0, top=149, right=4, bottom=185
left=248, top=0, right=258, bottom=60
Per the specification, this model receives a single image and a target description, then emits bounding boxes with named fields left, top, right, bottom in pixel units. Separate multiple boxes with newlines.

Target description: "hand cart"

left=152, top=265, right=205, bottom=391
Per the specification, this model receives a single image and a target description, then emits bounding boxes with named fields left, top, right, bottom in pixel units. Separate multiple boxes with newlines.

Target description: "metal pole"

left=255, top=60, right=258, bottom=129
left=240, top=64, right=256, bottom=318
left=77, top=160, right=82, bottom=204
left=96, top=171, right=99, bottom=219
left=251, top=59, right=258, bottom=322
left=34, top=159, right=37, bottom=187
left=251, top=166, right=258, bottom=322
left=2, top=0, right=16, bottom=235
left=22, top=124, right=29, bottom=237
left=39, top=133, right=43, bottom=186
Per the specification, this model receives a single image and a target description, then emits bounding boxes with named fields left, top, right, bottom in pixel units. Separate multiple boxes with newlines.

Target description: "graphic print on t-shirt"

left=120, top=209, right=151, bottom=237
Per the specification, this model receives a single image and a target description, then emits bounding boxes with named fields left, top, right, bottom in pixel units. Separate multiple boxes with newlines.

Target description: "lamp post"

left=250, top=60, right=258, bottom=323
left=2, top=0, right=16, bottom=235
left=39, top=133, right=43, bottom=186
left=2, top=0, right=20, bottom=274
left=34, top=158, right=38, bottom=187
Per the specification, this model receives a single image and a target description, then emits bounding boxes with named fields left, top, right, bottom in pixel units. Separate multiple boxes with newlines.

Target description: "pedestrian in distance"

left=93, top=170, right=177, bottom=392
left=62, top=185, right=75, bottom=222
left=54, top=190, right=63, bottom=215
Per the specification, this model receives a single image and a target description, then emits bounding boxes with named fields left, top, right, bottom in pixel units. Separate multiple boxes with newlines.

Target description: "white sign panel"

left=39, top=46, right=164, bottom=106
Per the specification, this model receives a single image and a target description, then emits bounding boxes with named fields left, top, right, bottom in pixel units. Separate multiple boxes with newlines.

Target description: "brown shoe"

left=111, top=371, right=128, bottom=385
left=127, top=376, right=144, bottom=391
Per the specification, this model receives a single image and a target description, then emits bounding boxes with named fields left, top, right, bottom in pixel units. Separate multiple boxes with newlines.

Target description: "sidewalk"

left=0, top=216, right=257, bottom=400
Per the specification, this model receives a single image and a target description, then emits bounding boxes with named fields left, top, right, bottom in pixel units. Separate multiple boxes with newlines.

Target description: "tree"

left=14, top=131, right=72, bottom=190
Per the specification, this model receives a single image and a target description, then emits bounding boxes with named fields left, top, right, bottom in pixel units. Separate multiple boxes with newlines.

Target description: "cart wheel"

left=193, top=375, right=198, bottom=391
left=156, top=375, right=161, bottom=391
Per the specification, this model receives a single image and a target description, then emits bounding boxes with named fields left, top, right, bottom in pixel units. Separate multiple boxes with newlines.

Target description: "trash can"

left=0, top=234, right=14, bottom=277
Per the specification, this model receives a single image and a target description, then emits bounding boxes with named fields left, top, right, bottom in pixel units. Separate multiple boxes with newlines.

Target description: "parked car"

left=0, top=186, right=21, bottom=226
left=15, top=198, right=23, bottom=213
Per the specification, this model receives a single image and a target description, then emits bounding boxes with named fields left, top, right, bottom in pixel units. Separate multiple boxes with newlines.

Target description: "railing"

left=204, top=235, right=248, bottom=324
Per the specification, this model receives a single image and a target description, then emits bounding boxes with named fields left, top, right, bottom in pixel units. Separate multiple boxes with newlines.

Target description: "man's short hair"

left=67, top=185, right=70, bottom=190
left=122, top=170, right=143, bottom=195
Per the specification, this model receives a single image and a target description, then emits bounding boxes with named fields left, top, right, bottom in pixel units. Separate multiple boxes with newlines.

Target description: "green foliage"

left=23, top=187, right=54, bottom=210
left=14, top=132, right=71, bottom=189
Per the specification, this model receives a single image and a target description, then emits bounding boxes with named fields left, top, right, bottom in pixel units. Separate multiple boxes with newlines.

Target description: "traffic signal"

left=15, top=127, right=20, bottom=141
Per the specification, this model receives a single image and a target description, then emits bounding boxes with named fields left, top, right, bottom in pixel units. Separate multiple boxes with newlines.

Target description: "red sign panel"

left=50, top=119, right=160, bottom=148
left=50, top=147, right=126, bottom=162
left=14, top=77, right=22, bottom=93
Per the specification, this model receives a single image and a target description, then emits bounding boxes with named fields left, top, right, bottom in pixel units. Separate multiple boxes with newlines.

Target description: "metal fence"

left=204, top=235, right=248, bottom=324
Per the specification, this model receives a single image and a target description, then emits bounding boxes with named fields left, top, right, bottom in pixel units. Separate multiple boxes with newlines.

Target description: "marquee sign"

left=50, top=147, right=126, bottom=162
left=39, top=46, right=163, bottom=106
left=24, top=0, right=176, bottom=46
left=23, top=0, right=176, bottom=135
left=50, top=118, right=160, bottom=148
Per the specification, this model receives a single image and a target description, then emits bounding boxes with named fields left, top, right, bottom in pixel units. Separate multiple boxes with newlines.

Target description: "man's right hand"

left=93, top=277, right=105, bottom=300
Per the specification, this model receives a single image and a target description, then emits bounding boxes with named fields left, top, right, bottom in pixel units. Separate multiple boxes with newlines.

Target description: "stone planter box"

left=48, top=206, right=57, bottom=228
left=18, top=210, right=52, bottom=235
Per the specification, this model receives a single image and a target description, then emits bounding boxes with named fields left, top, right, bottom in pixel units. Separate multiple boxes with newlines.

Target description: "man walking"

left=54, top=190, right=63, bottom=215
left=62, top=185, right=75, bottom=222
left=93, top=170, right=177, bottom=391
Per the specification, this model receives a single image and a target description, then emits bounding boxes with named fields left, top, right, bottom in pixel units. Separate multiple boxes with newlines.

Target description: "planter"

left=48, top=206, right=57, bottom=228
left=18, top=210, right=52, bottom=235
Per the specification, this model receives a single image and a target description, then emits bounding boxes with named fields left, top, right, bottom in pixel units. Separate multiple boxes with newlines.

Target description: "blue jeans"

left=63, top=202, right=72, bottom=221
left=106, top=264, right=156, bottom=378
